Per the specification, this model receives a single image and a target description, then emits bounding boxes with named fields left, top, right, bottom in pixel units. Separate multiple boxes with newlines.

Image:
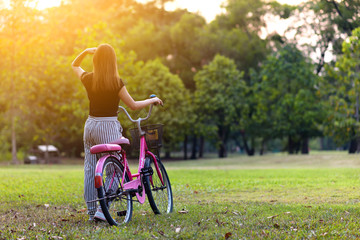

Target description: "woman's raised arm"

left=71, top=48, right=97, bottom=79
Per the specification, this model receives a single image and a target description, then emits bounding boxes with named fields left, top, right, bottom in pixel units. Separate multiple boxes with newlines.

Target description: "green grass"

left=1, top=152, right=360, bottom=239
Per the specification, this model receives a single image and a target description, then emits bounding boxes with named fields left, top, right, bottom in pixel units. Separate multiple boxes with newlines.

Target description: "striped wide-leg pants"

left=83, top=116, right=123, bottom=216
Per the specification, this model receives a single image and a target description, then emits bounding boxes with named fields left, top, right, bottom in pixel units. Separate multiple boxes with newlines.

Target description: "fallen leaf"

left=284, top=212, right=291, bottom=215
left=225, top=232, right=232, bottom=239
left=269, top=200, right=277, bottom=202
left=44, top=204, right=50, bottom=208
left=216, top=219, right=221, bottom=226
left=267, top=215, right=278, bottom=219
left=232, top=211, right=239, bottom=215
left=178, top=210, right=188, bottom=214
left=77, top=208, right=87, bottom=213
left=193, top=191, right=199, bottom=194
left=273, top=223, right=280, bottom=229
left=61, top=219, right=69, bottom=222
left=158, top=230, right=164, bottom=236
left=304, top=205, right=312, bottom=208
left=175, top=227, right=181, bottom=233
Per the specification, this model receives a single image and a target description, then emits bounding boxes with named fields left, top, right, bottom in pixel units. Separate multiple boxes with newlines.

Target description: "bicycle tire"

left=97, top=156, right=133, bottom=225
left=143, top=156, right=173, bottom=214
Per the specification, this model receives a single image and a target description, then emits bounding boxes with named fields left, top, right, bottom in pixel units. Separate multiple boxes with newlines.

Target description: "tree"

left=289, top=0, right=360, bottom=75
left=0, top=0, right=43, bottom=163
left=194, top=55, right=247, bottom=158
left=201, top=0, right=272, bottom=156
left=255, top=44, right=323, bottom=154
left=322, top=27, right=360, bottom=153
left=125, top=59, right=191, bottom=157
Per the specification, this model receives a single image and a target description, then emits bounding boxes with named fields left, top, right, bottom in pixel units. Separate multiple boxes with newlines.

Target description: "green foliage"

left=322, top=27, right=360, bottom=145
left=1, top=0, right=359, bottom=158
left=255, top=44, right=324, bottom=152
left=207, top=1, right=268, bottom=77
left=167, top=13, right=207, bottom=90
left=268, top=1, right=296, bottom=19
left=194, top=55, right=247, bottom=157
left=126, top=59, right=191, bottom=151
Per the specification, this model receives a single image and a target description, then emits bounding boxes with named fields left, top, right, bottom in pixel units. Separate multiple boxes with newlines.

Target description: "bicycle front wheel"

left=143, top=156, right=173, bottom=214
left=97, top=157, right=133, bottom=225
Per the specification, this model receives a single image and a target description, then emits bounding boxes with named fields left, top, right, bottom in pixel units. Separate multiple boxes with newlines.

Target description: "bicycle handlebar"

left=117, top=95, right=157, bottom=136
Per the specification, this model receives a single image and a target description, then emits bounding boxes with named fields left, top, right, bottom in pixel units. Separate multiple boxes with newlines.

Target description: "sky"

left=137, top=0, right=305, bottom=23
left=5, top=0, right=305, bottom=22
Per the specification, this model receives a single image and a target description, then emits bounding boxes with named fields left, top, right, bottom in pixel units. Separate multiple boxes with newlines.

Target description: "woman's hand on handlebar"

left=151, top=97, right=163, bottom=106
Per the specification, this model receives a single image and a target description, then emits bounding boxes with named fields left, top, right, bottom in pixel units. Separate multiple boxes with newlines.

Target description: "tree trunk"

left=198, top=136, right=204, bottom=158
left=165, top=151, right=171, bottom=159
left=349, top=128, right=357, bottom=154
left=190, top=135, right=197, bottom=159
left=218, top=142, right=227, bottom=158
left=349, top=138, right=357, bottom=154
left=288, top=135, right=295, bottom=154
left=11, top=117, right=18, bottom=164
left=183, top=135, right=188, bottom=160
left=241, top=131, right=254, bottom=156
left=260, top=139, right=266, bottom=155
left=11, top=17, right=18, bottom=165
left=356, top=137, right=360, bottom=153
left=44, top=144, right=50, bottom=164
left=301, top=137, right=309, bottom=154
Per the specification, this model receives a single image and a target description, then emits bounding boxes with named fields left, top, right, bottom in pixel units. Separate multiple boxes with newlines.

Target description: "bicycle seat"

left=109, top=137, right=130, bottom=146
left=90, top=144, right=122, bottom=154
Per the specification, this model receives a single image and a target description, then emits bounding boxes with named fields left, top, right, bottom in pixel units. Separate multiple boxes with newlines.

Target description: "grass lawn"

left=1, top=152, right=360, bottom=239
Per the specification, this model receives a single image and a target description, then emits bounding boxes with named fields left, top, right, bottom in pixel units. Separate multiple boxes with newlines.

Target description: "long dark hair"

left=92, top=43, right=121, bottom=91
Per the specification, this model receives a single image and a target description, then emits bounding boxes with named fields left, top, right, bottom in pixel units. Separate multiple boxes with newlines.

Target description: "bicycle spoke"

left=144, top=157, right=173, bottom=214
left=98, top=157, right=132, bottom=225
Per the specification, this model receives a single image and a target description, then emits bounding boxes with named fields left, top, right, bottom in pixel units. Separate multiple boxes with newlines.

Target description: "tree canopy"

left=1, top=0, right=360, bottom=161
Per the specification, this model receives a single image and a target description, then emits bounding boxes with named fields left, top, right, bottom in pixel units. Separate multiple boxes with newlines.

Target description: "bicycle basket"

left=129, top=124, right=163, bottom=150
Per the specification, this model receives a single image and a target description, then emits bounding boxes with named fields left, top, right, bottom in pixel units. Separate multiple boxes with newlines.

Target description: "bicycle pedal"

left=117, top=210, right=127, bottom=217
left=140, top=167, right=153, bottom=177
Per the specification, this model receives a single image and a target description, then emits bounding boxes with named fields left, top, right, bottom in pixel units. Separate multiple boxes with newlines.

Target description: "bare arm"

left=71, top=48, right=97, bottom=79
left=119, top=86, right=163, bottom=110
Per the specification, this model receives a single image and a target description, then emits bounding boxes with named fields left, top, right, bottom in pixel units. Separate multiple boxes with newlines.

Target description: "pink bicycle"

left=88, top=96, right=173, bottom=226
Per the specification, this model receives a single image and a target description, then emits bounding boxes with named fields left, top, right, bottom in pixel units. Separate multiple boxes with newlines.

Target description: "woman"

left=72, top=44, right=162, bottom=221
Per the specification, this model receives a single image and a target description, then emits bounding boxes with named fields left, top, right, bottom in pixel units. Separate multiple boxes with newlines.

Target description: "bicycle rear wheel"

left=143, top=156, right=173, bottom=214
left=97, top=157, right=132, bottom=225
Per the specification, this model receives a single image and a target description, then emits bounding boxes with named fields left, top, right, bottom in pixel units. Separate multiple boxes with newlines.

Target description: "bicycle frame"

left=94, top=104, right=164, bottom=204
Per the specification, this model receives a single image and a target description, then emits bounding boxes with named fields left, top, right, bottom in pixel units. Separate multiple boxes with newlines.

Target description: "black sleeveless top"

left=81, top=72, right=124, bottom=117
